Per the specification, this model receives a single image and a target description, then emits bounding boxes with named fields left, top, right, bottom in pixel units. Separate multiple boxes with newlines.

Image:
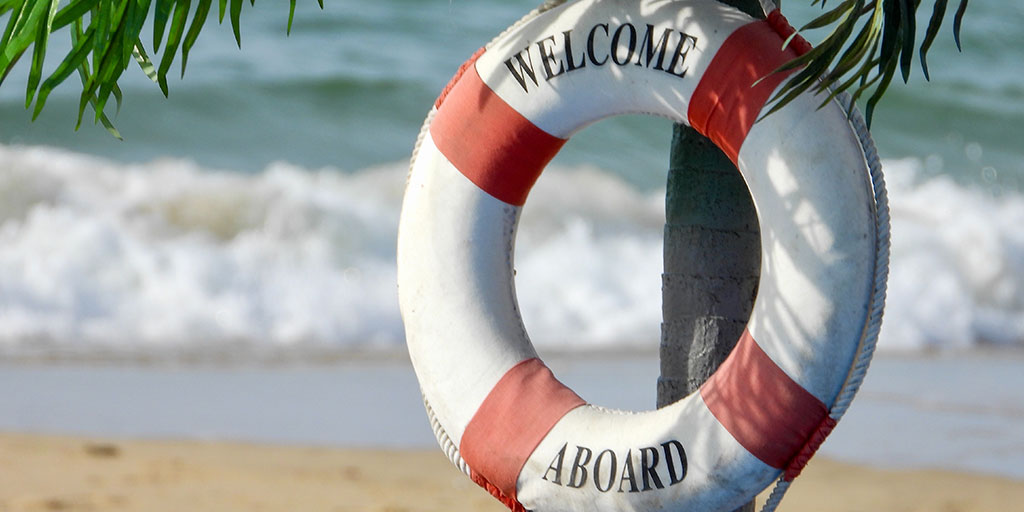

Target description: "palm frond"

left=774, top=0, right=970, bottom=126
left=0, top=0, right=316, bottom=137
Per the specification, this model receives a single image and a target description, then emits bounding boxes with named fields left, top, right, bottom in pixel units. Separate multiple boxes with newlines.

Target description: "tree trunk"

left=657, top=125, right=760, bottom=406
left=656, top=4, right=763, bottom=512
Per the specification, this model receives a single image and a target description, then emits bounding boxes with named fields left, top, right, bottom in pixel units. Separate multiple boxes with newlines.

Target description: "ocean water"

left=1, top=0, right=1023, bottom=358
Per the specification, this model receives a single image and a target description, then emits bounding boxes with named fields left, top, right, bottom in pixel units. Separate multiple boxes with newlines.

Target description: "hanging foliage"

left=0, top=0, right=320, bottom=138
left=766, top=0, right=970, bottom=126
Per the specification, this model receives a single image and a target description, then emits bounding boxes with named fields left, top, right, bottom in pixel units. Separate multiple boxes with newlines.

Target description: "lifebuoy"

left=397, top=1, right=889, bottom=511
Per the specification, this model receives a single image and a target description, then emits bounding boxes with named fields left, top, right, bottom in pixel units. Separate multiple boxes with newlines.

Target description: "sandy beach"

left=1, top=352, right=1023, bottom=511
left=2, top=432, right=1023, bottom=512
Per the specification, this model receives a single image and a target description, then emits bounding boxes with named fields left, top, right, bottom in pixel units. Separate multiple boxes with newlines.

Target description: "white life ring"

left=397, top=1, right=889, bottom=511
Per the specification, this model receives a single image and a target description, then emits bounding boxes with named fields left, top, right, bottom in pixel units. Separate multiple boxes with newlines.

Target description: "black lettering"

left=562, top=29, right=586, bottom=72
left=661, top=440, right=688, bottom=485
left=587, top=23, right=610, bottom=66
left=665, top=33, right=698, bottom=78
left=593, top=449, right=617, bottom=492
left=503, top=46, right=539, bottom=93
left=536, top=34, right=565, bottom=80
left=617, top=449, right=640, bottom=493
left=611, top=23, right=637, bottom=65
left=640, top=447, right=665, bottom=490
left=635, top=24, right=673, bottom=70
left=567, top=446, right=592, bottom=488
left=542, top=443, right=568, bottom=485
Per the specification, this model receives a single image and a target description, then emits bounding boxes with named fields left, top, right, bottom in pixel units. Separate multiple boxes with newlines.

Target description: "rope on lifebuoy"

left=759, top=90, right=891, bottom=512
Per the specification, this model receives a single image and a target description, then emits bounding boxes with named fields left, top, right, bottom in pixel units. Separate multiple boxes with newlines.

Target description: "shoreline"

left=3, top=343, right=1022, bottom=367
left=2, top=432, right=1022, bottom=512
left=2, top=351, right=1023, bottom=481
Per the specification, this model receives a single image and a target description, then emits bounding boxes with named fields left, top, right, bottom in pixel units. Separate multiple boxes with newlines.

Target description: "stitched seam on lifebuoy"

left=783, top=415, right=837, bottom=480
left=471, top=469, right=528, bottom=512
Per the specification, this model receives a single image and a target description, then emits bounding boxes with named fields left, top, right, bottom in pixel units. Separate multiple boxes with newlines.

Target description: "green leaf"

left=0, top=0, right=24, bottom=53
left=229, top=0, right=241, bottom=47
left=760, top=0, right=867, bottom=121
left=92, top=27, right=128, bottom=119
left=821, top=1, right=880, bottom=86
left=766, top=3, right=857, bottom=102
left=898, top=0, right=916, bottom=82
left=1, top=0, right=32, bottom=55
left=155, top=0, right=189, bottom=96
left=2, top=0, right=48, bottom=73
left=0, top=45, right=24, bottom=86
left=849, top=63, right=883, bottom=105
left=218, top=0, right=225, bottom=23
left=118, top=0, right=138, bottom=72
left=0, top=3, right=26, bottom=85
left=24, top=0, right=59, bottom=107
left=287, top=0, right=295, bottom=35
left=0, top=0, right=17, bottom=16
left=762, top=36, right=846, bottom=119
left=96, top=104, right=123, bottom=139
left=95, top=79, right=114, bottom=118
left=800, top=0, right=856, bottom=30
left=106, top=0, right=131, bottom=66
left=112, top=81, right=123, bottom=114
left=131, top=41, right=158, bottom=82
left=865, top=46, right=900, bottom=126
left=77, top=73, right=122, bottom=140
left=52, top=0, right=99, bottom=31
left=89, top=0, right=129, bottom=92
left=877, top=0, right=900, bottom=75
left=953, top=0, right=968, bottom=51
left=93, top=0, right=111, bottom=76
left=153, top=0, right=173, bottom=50
left=0, top=1, right=24, bottom=48
left=818, top=37, right=882, bottom=109
left=919, top=0, right=948, bottom=80
left=125, top=0, right=154, bottom=62
left=181, top=0, right=211, bottom=76
left=65, top=0, right=129, bottom=126
left=75, top=66, right=122, bottom=139
left=71, top=18, right=94, bottom=129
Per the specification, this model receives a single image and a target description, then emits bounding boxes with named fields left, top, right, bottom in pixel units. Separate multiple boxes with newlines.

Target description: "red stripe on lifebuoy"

left=460, top=358, right=585, bottom=504
left=430, top=59, right=566, bottom=207
left=688, top=12, right=808, bottom=165
left=700, top=330, right=828, bottom=469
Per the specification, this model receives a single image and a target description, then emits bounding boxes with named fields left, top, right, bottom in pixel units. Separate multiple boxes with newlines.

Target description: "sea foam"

left=1, top=144, right=1021, bottom=357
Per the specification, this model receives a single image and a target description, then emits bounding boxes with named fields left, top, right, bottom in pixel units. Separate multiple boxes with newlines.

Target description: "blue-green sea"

left=1, top=0, right=1022, bottom=356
